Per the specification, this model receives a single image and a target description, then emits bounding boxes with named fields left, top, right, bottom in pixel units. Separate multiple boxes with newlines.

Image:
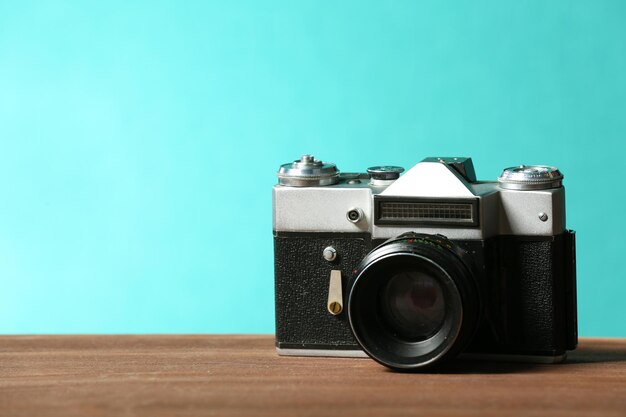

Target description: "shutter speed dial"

left=498, top=165, right=563, bottom=190
left=367, top=166, right=405, bottom=181
left=277, top=155, right=339, bottom=187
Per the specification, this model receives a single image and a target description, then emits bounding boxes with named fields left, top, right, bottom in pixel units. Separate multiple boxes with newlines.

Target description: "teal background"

left=1, top=1, right=625, bottom=336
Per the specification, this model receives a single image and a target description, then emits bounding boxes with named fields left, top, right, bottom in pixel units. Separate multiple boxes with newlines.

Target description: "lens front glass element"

left=380, top=270, right=446, bottom=342
left=348, top=242, right=479, bottom=370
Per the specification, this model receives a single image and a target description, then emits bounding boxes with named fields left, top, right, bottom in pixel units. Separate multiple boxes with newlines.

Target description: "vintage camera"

left=273, top=155, right=577, bottom=370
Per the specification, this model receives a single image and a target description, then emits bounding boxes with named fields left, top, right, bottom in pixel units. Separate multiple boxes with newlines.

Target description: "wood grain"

left=0, top=335, right=625, bottom=417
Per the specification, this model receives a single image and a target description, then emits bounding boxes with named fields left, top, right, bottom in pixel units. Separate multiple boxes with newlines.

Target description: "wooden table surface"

left=1, top=335, right=625, bottom=417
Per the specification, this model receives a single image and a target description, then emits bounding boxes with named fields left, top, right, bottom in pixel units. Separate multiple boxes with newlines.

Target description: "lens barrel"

left=347, top=233, right=481, bottom=370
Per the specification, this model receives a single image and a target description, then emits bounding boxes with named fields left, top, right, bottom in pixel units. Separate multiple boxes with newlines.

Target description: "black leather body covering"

left=274, top=231, right=577, bottom=355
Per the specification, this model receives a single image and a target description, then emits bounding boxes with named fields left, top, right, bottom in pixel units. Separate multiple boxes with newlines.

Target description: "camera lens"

left=347, top=233, right=481, bottom=371
left=380, top=270, right=446, bottom=341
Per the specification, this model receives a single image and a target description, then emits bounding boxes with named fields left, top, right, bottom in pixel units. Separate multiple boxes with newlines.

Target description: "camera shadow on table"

left=382, top=341, right=626, bottom=375
left=565, top=342, right=626, bottom=364
left=419, top=359, right=542, bottom=374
